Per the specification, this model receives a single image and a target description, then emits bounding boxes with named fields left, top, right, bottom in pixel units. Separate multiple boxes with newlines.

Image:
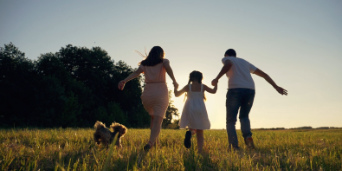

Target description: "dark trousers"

left=226, top=88, right=255, bottom=148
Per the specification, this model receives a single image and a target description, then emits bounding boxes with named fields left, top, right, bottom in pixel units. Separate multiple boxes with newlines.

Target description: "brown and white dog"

left=93, top=121, right=127, bottom=148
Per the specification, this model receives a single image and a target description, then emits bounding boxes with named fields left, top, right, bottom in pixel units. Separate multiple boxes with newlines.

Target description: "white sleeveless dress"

left=179, top=84, right=211, bottom=130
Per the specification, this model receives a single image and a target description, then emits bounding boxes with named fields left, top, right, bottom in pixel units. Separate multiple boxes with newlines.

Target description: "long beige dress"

left=139, top=59, right=169, bottom=118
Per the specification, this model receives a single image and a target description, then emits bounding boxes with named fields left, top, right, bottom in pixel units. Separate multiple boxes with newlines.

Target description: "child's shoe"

left=144, top=143, right=152, bottom=152
left=244, top=137, right=255, bottom=149
left=184, top=131, right=192, bottom=148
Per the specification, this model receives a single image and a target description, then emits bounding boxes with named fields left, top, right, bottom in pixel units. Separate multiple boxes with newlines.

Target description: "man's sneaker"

left=184, top=131, right=192, bottom=148
left=244, top=137, right=255, bottom=149
left=228, top=145, right=240, bottom=152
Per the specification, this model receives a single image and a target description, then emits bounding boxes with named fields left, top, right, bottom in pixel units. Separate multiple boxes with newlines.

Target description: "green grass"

left=1, top=128, right=341, bottom=170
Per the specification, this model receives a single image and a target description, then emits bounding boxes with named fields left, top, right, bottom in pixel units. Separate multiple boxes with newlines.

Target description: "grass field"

left=1, top=128, right=341, bottom=170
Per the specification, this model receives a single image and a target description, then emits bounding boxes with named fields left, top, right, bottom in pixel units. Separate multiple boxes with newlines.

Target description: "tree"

left=0, top=43, right=179, bottom=128
left=0, top=43, right=39, bottom=127
left=50, top=45, right=148, bottom=127
left=113, top=60, right=149, bottom=127
left=162, top=91, right=180, bottom=129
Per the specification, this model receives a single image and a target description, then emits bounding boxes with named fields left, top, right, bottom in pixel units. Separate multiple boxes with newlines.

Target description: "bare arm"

left=163, top=59, right=178, bottom=88
left=212, top=60, right=232, bottom=86
left=174, top=85, right=188, bottom=97
left=203, top=84, right=217, bottom=94
left=253, top=69, right=288, bottom=95
left=118, top=67, right=143, bottom=90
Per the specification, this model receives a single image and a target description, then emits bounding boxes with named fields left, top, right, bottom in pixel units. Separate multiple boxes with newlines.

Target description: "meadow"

left=1, top=128, right=341, bottom=170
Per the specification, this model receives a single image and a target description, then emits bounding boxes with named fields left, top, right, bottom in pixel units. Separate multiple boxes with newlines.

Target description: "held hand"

left=173, top=82, right=179, bottom=90
left=211, top=79, right=218, bottom=86
left=118, top=80, right=126, bottom=90
left=276, top=86, right=288, bottom=95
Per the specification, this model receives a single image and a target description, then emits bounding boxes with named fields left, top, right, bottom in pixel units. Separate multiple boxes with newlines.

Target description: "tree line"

left=0, top=43, right=179, bottom=128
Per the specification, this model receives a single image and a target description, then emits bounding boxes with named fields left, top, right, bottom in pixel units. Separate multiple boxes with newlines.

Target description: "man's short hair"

left=225, top=49, right=236, bottom=56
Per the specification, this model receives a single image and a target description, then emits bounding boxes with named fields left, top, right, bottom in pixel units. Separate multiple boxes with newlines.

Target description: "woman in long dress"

left=118, top=46, right=178, bottom=151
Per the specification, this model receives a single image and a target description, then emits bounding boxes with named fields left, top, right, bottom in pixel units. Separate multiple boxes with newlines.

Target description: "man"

left=212, top=49, right=287, bottom=150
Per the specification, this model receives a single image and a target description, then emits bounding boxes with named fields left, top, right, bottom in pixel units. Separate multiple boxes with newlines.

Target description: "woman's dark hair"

left=188, top=71, right=203, bottom=84
left=224, top=49, right=236, bottom=56
left=140, top=46, right=164, bottom=66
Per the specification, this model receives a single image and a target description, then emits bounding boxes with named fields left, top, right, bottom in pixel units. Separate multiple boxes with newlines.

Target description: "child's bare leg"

left=148, top=115, right=163, bottom=146
left=196, top=130, right=204, bottom=153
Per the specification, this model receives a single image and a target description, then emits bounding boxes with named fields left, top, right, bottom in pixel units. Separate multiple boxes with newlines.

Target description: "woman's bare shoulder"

left=163, top=58, right=169, bottom=63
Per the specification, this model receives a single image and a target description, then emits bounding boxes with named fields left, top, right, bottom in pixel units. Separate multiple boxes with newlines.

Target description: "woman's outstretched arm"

left=118, top=67, right=143, bottom=90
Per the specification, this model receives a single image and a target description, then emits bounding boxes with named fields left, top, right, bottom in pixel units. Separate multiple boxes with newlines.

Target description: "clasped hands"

left=211, top=78, right=218, bottom=87
left=173, top=82, right=179, bottom=90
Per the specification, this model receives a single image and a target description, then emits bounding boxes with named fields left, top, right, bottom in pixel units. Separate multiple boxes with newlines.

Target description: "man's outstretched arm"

left=253, top=69, right=288, bottom=95
left=212, top=60, right=232, bottom=86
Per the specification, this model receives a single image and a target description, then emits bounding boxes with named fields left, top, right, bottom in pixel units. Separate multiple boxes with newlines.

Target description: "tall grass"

left=0, top=128, right=341, bottom=170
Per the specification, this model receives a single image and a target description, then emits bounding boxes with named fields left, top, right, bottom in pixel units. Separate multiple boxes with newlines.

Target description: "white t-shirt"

left=222, top=56, right=257, bottom=90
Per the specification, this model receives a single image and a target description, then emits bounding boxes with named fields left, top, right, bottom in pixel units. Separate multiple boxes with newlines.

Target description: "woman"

left=118, top=46, right=178, bottom=151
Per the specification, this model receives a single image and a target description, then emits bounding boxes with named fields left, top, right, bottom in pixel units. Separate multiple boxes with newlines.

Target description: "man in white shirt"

left=212, top=49, right=287, bottom=150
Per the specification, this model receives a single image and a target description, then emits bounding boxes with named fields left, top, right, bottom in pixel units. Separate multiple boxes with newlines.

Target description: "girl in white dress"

left=174, top=71, right=217, bottom=153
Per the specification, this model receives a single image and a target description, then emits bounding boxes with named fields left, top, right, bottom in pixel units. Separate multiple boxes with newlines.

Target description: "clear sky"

left=1, top=0, right=341, bottom=129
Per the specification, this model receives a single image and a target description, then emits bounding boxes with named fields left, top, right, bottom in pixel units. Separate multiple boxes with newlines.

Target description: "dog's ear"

left=109, top=122, right=117, bottom=130
left=109, top=122, right=127, bottom=135
left=120, top=126, right=127, bottom=135
left=94, top=121, right=106, bottom=129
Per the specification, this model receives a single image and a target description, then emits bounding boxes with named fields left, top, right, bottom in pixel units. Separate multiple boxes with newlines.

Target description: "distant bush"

left=290, top=126, right=312, bottom=130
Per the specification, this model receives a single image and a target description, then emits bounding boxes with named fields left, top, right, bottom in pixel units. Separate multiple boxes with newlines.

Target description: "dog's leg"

left=94, top=134, right=101, bottom=145
left=115, top=135, right=122, bottom=148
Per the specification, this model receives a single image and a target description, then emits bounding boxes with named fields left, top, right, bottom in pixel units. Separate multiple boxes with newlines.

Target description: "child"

left=174, top=71, right=217, bottom=153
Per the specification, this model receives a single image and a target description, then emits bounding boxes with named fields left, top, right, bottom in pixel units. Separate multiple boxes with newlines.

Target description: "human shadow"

left=182, top=146, right=219, bottom=171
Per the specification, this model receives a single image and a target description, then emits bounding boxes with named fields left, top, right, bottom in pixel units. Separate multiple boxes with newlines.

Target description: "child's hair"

left=188, top=71, right=203, bottom=84
left=186, top=71, right=206, bottom=101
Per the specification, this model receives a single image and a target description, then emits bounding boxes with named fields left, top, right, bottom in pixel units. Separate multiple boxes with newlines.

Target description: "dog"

left=93, top=121, right=127, bottom=148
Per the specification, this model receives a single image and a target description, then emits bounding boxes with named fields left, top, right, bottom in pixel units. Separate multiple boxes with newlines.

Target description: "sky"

left=1, top=0, right=341, bottom=129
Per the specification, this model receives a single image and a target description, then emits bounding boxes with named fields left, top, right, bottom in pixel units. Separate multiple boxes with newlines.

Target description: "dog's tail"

left=110, top=122, right=127, bottom=136
left=94, top=121, right=106, bottom=130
